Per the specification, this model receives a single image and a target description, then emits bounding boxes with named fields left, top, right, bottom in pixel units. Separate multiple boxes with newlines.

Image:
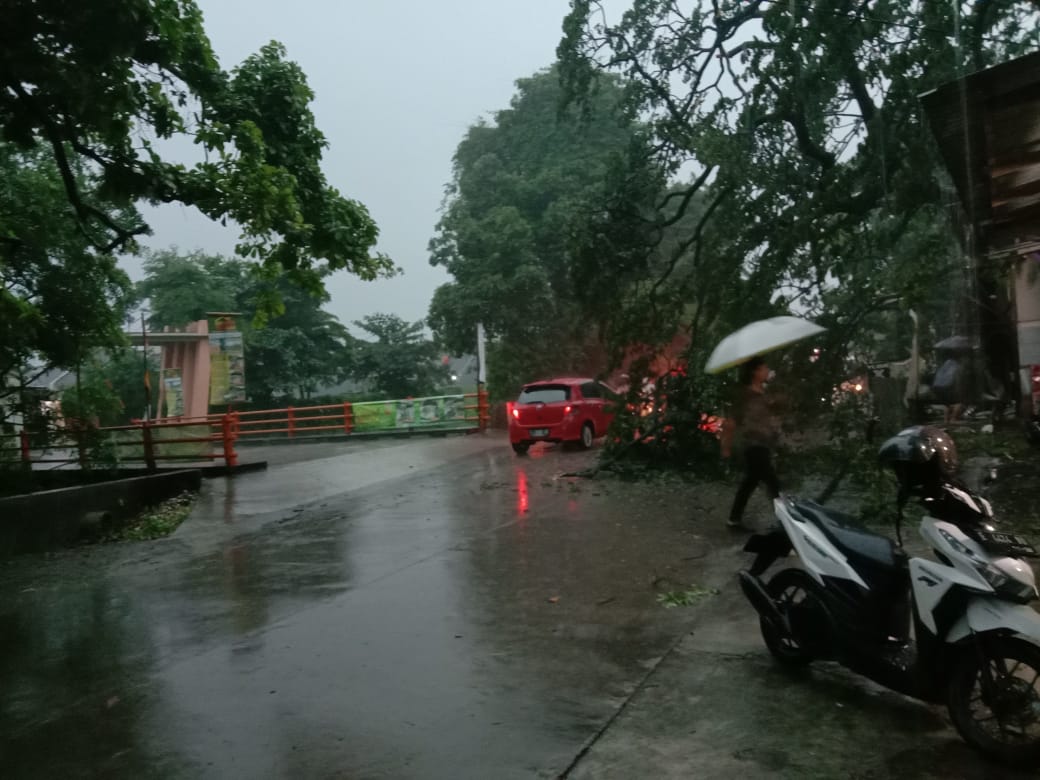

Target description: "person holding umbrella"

left=932, top=336, right=970, bottom=425
left=720, top=357, right=781, bottom=530
left=706, top=316, right=826, bottom=530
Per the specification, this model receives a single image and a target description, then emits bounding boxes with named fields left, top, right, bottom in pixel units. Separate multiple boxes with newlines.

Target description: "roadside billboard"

left=208, top=314, right=246, bottom=405
left=352, top=395, right=469, bottom=432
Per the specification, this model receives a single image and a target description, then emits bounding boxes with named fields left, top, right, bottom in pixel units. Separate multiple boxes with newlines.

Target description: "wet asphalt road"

left=0, top=435, right=706, bottom=778
left=1, top=433, right=1036, bottom=778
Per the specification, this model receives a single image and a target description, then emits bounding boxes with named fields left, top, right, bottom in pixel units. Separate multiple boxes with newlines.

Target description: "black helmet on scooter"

left=878, top=425, right=958, bottom=497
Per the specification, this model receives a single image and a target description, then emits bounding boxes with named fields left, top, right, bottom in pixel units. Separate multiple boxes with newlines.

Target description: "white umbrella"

left=935, top=335, right=971, bottom=352
left=705, top=316, right=826, bottom=375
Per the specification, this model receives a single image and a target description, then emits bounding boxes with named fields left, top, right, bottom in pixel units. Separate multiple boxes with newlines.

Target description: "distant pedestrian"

left=720, top=357, right=781, bottom=530
left=932, top=354, right=967, bottom=424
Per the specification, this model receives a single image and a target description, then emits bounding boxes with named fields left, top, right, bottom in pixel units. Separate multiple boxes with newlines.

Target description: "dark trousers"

left=729, top=445, right=781, bottom=522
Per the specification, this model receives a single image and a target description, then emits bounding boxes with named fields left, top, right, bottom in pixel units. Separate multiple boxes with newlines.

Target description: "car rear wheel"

left=512, top=443, right=529, bottom=456
left=578, top=422, right=594, bottom=450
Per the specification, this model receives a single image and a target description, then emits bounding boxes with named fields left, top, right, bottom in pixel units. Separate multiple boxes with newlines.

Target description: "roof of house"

left=26, top=368, right=75, bottom=392
left=920, top=50, right=1040, bottom=258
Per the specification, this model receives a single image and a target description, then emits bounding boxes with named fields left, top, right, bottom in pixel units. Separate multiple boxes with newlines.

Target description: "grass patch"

left=954, top=424, right=1037, bottom=464
left=108, top=491, right=196, bottom=542
left=657, top=585, right=719, bottom=608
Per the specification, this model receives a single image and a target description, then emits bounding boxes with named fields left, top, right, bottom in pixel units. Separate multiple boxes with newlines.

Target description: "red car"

left=508, top=377, right=618, bottom=455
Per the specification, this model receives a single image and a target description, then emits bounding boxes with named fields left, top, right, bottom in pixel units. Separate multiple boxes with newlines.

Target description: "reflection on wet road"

left=0, top=435, right=702, bottom=778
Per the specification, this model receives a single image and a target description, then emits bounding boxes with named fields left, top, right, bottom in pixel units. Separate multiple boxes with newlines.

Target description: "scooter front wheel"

left=948, top=636, right=1040, bottom=767
left=760, top=568, right=828, bottom=668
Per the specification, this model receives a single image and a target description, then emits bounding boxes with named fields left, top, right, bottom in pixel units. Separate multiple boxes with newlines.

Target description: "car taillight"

left=512, top=407, right=519, bottom=419
left=564, top=405, right=572, bottom=415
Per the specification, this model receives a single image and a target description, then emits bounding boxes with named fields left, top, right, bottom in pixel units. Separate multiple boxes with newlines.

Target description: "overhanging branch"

left=658, top=164, right=715, bottom=227
left=9, top=84, right=147, bottom=253
left=651, top=185, right=731, bottom=298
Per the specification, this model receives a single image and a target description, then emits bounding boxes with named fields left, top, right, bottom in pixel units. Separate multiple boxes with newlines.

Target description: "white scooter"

left=738, top=426, right=1040, bottom=766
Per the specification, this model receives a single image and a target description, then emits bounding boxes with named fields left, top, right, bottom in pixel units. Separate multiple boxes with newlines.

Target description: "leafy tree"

left=4, top=1, right=399, bottom=436
left=558, top=1, right=1040, bottom=380
left=238, top=277, right=355, bottom=404
left=1, top=144, right=133, bottom=425
left=93, top=348, right=160, bottom=425
left=61, top=348, right=160, bottom=427
left=427, top=67, right=665, bottom=398
left=136, top=248, right=249, bottom=329
left=1, top=1, right=396, bottom=295
left=352, top=314, right=446, bottom=399
left=554, top=0, right=1040, bottom=459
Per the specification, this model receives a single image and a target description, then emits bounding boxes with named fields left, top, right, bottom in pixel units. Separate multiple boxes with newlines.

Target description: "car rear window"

left=518, top=385, right=570, bottom=404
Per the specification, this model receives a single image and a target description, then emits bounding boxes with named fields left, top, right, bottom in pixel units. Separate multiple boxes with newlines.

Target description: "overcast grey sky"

left=128, top=0, right=572, bottom=328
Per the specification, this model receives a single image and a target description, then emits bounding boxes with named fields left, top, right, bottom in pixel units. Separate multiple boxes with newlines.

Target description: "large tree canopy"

left=1, top=0, right=395, bottom=289
left=427, top=67, right=665, bottom=396
left=558, top=0, right=1040, bottom=368
left=549, top=0, right=1040, bottom=467
left=0, top=144, right=133, bottom=402
left=137, top=248, right=248, bottom=329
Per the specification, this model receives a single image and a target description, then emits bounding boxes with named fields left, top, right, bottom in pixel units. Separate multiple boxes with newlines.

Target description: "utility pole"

left=142, top=311, right=152, bottom=421
left=141, top=311, right=156, bottom=471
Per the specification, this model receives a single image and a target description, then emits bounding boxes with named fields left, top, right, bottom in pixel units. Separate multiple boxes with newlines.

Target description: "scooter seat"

left=791, top=500, right=904, bottom=573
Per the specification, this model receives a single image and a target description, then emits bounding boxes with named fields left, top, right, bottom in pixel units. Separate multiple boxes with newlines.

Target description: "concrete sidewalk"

left=564, top=583, right=1036, bottom=780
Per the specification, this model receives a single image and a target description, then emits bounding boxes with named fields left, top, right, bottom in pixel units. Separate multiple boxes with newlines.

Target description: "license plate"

left=978, top=531, right=1038, bottom=558
left=530, top=428, right=549, bottom=437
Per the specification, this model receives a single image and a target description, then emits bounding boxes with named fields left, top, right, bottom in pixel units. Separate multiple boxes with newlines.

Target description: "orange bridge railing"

left=4, top=390, right=490, bottom=470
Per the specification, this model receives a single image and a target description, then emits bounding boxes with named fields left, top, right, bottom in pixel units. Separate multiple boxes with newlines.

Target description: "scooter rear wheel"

left=760, top=568, right=828, bottom=668
left=948, top=636, right=1040, bottom=767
